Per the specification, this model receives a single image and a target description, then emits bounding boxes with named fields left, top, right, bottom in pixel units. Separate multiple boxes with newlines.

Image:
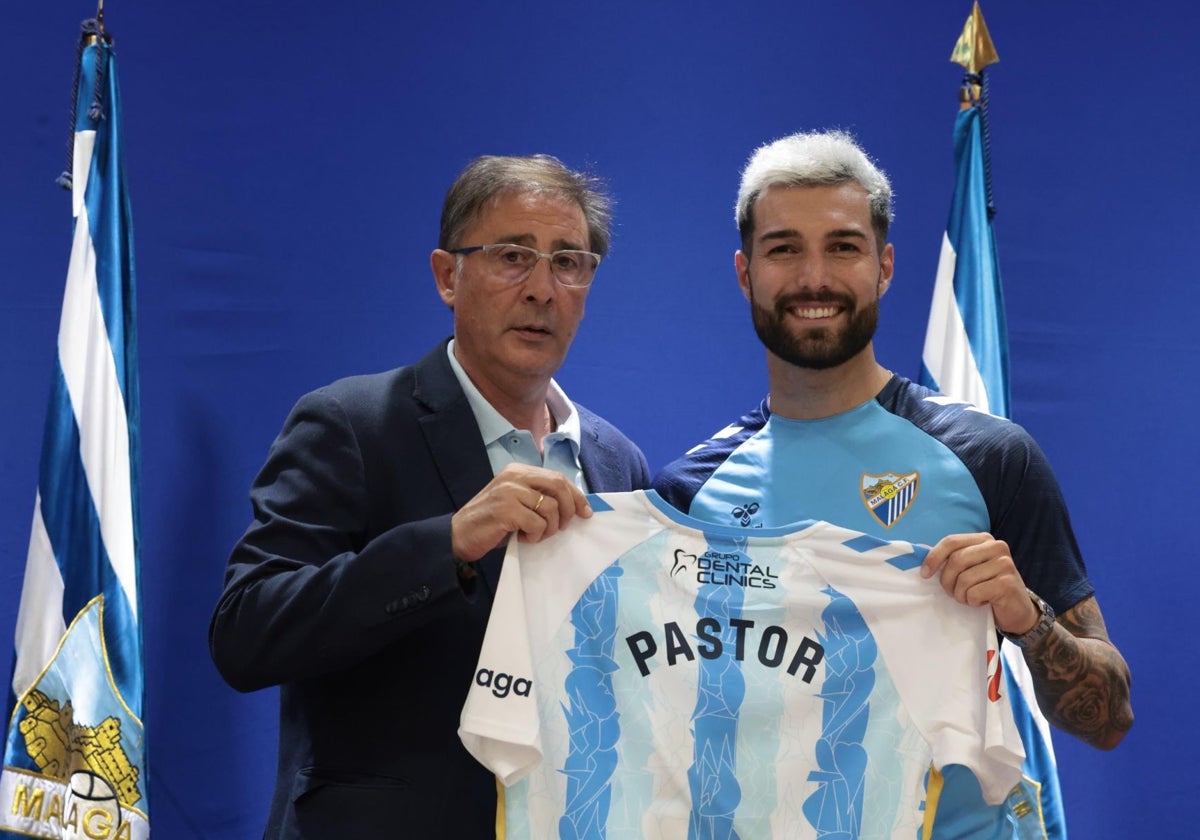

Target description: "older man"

left=654, top=130, right=1132, bottom=837
left=210, top=154, right=649, bottom=839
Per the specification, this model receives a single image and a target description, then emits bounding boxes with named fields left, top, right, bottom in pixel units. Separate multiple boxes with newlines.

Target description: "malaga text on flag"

left=0, top=18, right=148, bottom=840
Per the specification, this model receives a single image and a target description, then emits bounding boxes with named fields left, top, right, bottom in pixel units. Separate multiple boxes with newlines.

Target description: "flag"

left=1, top=19, right=148, bottom=840
left=921, top=0, right=1009, bottom=416
left=918, top=94, right=1010, bottom=415
left=920, top=5, right=1066, bottom=839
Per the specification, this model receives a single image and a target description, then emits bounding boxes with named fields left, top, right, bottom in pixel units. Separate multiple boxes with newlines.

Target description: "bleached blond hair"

left=735, top=130, right=893, bottom=253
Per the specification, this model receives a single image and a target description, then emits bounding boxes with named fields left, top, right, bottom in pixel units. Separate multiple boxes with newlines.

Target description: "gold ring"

left=532, top=494, right=545, bottom=512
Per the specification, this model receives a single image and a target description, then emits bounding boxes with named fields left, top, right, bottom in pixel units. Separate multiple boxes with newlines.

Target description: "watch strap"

left=1001, top=589, right=1056, bottom=648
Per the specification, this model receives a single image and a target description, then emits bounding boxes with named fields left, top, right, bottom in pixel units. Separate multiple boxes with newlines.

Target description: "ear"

left=430, top=249, right=457, bottom=308
left=735, top=250, right=752, bottom=302
left=877, top=242, right=895, bottom=297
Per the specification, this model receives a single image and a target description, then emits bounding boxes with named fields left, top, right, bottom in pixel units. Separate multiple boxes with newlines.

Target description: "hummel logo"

left=732, top=502, right=760, bottom=527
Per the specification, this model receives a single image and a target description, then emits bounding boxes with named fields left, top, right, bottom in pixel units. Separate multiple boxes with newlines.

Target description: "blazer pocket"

left=291, top=768, right=415, bottom=835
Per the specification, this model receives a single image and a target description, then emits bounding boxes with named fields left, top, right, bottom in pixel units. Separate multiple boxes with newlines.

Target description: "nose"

left=523, top=256, right=557, bottom=302
left=787, top=254, right=834, bottom=292
left=792, top=253, right=819, bottom=281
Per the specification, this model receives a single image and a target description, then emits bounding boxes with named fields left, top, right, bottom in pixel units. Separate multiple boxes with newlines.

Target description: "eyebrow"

left=758, top=229, right=800, bottom=244
left=495, top=233, right=588, bottom=251
left=757, top=227, right=870, bottom=244
left=825, top=228, right=870, bottom=242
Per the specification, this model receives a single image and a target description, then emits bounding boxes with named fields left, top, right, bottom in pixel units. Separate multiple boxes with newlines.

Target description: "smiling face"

left=736, top=183, right=894, bottom=370
left=431, top=189, right=591, bottom=399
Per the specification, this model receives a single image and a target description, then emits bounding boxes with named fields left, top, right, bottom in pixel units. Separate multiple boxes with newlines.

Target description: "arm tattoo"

left=1023, top=596, right=1133, bottom=750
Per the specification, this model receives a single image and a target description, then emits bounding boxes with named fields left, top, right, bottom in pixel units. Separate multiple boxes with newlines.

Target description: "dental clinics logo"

left=669, top=546, right=779, bottom=590
left=670, top=549, right=694, bottom=577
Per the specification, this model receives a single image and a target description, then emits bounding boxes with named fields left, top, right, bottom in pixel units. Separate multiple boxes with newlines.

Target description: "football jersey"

left=458, top=489, right=1024, bottom=840
left=653, top=375, right=1089, bottom=839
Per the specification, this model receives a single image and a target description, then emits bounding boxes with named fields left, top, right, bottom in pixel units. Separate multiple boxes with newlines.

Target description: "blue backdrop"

left=3, top=2, right=1194, bottom=837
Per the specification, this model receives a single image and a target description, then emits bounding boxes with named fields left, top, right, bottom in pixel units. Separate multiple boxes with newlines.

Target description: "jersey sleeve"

left=884, top=381, right=1094, bottom=614
left=802, top=530, right=1026, bottom=805
left=985, top=430, right=1094, bottom=613
left=458, top=536, right=543, bottom=786
left=458, top=492, right=658, bottom=786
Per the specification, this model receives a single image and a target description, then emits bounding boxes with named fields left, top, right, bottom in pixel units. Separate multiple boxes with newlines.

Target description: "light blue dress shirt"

left=446, top=341, right=588, bottom=491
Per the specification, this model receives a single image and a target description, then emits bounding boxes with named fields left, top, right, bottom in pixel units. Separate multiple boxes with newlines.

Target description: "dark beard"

left=749, top=285, right=879, bottom=370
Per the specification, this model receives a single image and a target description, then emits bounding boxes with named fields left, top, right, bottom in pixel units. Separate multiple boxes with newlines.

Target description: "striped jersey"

left=458, top=489, right=1024, bottom=839
left=653, top=375, right=1091, bottom=838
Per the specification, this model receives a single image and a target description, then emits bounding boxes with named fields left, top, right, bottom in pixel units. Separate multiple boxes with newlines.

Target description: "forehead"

left=465, top=190, right=588, bottom=245
left=752, top=183, right=874, bottom=235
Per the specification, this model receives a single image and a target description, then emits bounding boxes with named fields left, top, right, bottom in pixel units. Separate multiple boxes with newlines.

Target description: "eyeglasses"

left=451, top=243, right=601, bottom=288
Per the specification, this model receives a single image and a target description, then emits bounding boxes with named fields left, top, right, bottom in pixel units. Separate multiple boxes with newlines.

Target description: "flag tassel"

left=57, top=18, right=111, bottom=191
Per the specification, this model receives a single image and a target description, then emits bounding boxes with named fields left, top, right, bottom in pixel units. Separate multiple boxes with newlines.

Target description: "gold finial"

left=951, top=2, right=999, bottom=74
left=951, top=2, right=999, bottom=108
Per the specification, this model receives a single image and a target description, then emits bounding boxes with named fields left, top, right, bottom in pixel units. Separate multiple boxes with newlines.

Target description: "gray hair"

left=735, top=130, right=893, bottom=253
left=439, top=154, right=613, bottom=256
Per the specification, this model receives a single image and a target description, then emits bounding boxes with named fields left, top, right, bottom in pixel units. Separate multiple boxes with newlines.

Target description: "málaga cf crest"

left=0, top=598, right=147, bottom=839
left=860, top=471, right=919, bottom=529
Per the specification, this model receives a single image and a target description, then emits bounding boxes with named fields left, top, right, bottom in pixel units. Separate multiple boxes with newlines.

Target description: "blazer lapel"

left=412, top=341, right=503, bottom=592
left=412, top=341, right=493, bottom=507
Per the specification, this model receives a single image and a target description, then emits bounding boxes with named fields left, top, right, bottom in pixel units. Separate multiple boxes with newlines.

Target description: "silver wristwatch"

left=1001, top=589, right=1056, bottom=648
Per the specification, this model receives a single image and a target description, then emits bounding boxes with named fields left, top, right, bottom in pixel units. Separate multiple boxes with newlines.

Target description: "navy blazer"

left=210, top=340, right=650, bottom=839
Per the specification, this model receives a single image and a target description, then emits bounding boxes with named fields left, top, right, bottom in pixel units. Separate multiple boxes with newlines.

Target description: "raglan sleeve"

left=980, top=423, right=1095, bottom=614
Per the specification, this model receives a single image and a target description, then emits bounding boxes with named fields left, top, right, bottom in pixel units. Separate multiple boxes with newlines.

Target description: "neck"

left=764, top=345, right=891, bottom=420
left=458, top=363, right=557, bottom=445
left=450, top=340, right=561, bottom=449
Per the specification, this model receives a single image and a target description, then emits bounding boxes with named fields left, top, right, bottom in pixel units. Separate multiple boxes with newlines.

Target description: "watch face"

left=1035, top=594, right=1055, bottom=623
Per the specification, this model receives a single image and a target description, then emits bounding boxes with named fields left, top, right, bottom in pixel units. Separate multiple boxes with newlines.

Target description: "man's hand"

left=920, top=532, right=1039, bottom=636
left=451, top=463, right=592, bottom=563
left=921, top=532, right=1133, bottom=749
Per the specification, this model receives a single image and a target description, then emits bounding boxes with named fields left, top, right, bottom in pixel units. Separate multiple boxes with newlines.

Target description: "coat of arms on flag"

left=860, top=471, right=919, bottom=529
left=1, top=599, right=146, bottom=840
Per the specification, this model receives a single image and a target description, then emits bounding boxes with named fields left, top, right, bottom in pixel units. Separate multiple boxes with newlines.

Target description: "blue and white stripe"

left=920, top=104, right=1010, bottom=418
left=12, top=35, right=142, bottom=715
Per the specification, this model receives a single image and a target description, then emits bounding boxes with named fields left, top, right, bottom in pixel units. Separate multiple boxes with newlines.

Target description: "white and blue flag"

left=1, top=21, right=148, bottom=840
left=919, top=102, right=1010, bottom=417
left=920, top=22, right=1067, bottom=833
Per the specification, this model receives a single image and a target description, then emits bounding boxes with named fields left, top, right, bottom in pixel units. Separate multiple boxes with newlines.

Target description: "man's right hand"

left=450, top=463, right=592, bottom=563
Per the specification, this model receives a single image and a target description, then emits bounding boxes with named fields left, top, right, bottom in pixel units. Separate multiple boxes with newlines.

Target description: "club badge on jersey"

left=861, top=471, right=920, bottom=528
